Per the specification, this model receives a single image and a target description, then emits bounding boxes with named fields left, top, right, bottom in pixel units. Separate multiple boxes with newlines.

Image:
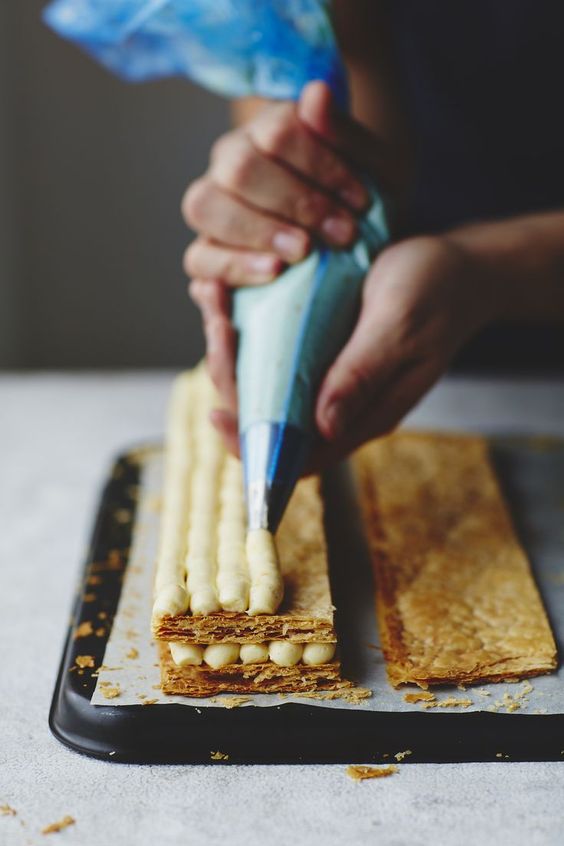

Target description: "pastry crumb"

left=126, top=647, right=139, bottom=660
left=394, top=750, right=412, bottom=762
left=346, top=765, right=398, bottom=782
left=404, top=691, right=435, bottom=704
left=41, top=815, right=75, bottom=835
left=73, top=621, right=94, bottom=639
left=99, top=684, right=121, bottom=700
left=95, top=627, right=106, bottom=637
left=82, top=593, right=96, bottom=603
left=87, top=575, right=103, bottom=586
left=210, top=750, right=229, bottom=761
left=340, top=686, right=372, bottom=705
left=210, top=696, right=251, bottom=709
left=114, top=508, right=132, bottom=524
left=141, top=698, right=158, bottom=706
left=1, top=805, right=16, bottom=816
left=474, top=688, right=491, bottom=697
left=75, top=655, right=95, bottom=669
left=423, top=696, right=473, bottom=710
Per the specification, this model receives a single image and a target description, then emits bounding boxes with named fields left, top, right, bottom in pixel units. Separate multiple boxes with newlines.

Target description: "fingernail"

left=272, top=230, right=306, bottom=262
left=247, top=254, right=281, bottom=277
left=321, top=401, right=345, bottom=440
left=321, top=215, right=355, bottom=246
left=339, top=184, right=369, bottom=211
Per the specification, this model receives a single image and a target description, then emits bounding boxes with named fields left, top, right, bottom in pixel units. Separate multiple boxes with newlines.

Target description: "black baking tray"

left=49, top=446, right=564, bottom=764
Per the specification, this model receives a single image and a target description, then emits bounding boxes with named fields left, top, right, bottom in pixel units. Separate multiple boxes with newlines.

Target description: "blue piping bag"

left=44, top=0, right=390, bottom=530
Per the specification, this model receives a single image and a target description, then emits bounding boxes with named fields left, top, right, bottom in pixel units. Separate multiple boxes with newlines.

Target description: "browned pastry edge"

left=158, top=642, right=343, bottom=696
left=354, top=431, right=558, bottom=689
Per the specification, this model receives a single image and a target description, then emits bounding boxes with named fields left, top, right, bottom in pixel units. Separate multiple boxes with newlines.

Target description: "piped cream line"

left=152, top=372, right=194, bottom=621
left=185, top=377, right=224, bottom=615
left=216, top=456, right=250, bottom=611
left=246, top=529, right=284, bottom=615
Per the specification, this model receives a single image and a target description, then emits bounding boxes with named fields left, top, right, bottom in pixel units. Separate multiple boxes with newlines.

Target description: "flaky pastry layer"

left=158, top=643, right=342, bottom=696
left=354, top=432, right=557, bottom=687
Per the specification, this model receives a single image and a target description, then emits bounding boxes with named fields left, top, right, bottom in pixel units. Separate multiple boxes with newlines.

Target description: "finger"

left=185, top=238, right=283, bottom=286
left=246, top=105, right=368, bottom=210
left=315, top=280, right=403, bottom=441
left=188, top=277, right=231, bottom=323
left=182, top=178, right=309, bottom=263
left=203, top=313, right=238, bottom=414
left=298, top=81, right=392, bottom=185
left=210, top=131, right=357, bottom=246
left=210, top=408, right=240, bottom=457
left=309, top=359, right=436, bottom=472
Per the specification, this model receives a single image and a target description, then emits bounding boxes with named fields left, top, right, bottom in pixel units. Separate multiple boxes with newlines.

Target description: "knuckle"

left=293, top=191, right=331, bottom=227
left=183, top=241, right=202, bottom=276
left=181, top=178, right=209, bottom=228
left=209, top=131, right=236, bottom=163
left=347, top=361, right=376, bottom=396
left=215, top=143, right=255, bottom=193
left=253, top=106, right=296, bottom=156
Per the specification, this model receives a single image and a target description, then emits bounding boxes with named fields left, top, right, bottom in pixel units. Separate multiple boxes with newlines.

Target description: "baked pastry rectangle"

left=354, top=432, right=558, bottom=688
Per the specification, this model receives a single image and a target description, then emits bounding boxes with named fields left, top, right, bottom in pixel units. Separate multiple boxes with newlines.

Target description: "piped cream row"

left=169, top=641, right=337, bottom=669
left=152, top=368, right=284, bottom=622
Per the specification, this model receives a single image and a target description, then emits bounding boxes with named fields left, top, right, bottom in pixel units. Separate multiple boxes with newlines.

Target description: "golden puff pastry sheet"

left=353, top=432, right=557, bottom=688
left=158, top=643, right=342, bottom=696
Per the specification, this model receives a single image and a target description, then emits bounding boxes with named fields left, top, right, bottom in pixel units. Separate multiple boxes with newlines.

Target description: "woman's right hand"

left=182, top=81, right=401, bottom=427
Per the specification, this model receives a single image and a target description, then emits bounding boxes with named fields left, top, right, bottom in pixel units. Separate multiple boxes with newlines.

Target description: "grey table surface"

left=1, top=371, right=564, bottom=846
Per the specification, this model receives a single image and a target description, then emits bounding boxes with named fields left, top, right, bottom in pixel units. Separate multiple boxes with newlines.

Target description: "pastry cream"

left=239, top=643, right=269, bottom=664
left=153, top=368, right=285, bottom=621
left=203, top=643, right=240, bottom=669
left=169, top=642, right=204, bottom=667
left=246, top=529, right=284, bottom=615
left=216, top=456, right=250, bottom=611
left=152, top=372, right=193, bottom=620
left=169, top=640, right=336, bottom=668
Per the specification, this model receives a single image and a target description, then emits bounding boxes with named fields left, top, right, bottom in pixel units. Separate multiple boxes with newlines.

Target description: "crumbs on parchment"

left=403, top=691, right=435, bottom=704
left=210, top=751, right=229, bottom=761
left=1, top=805, right=17, bottom=816
left=422, top=697, right=472, bottom=710
left=209, top=696, right=251, bottom=709
left=346, top=765, right=398, bottom=782
left=141, top=699, right=159, bottom=706
left=41, top=816, right=75, bottom=835
left=126, top=647, right=139, bottom=660
left=98, top=682, right=121, bottom=700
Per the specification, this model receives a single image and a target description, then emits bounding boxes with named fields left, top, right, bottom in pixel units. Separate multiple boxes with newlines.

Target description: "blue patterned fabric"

left=43, top=0, right=348, bottom=105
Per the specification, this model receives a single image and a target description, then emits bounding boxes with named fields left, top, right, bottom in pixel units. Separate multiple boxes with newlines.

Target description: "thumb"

left=315, top=283, right=401, bottom=441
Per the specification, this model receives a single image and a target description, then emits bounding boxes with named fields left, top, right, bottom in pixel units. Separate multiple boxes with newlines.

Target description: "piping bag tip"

left=241, top=420, right=312, bottom=533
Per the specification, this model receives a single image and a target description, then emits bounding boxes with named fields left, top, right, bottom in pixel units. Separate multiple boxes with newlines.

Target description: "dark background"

left=0, top=1, right=228, bottom=369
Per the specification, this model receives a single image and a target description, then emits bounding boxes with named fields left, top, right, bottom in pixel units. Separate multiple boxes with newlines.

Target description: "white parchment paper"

left=92, top=438, right=564, bottom=713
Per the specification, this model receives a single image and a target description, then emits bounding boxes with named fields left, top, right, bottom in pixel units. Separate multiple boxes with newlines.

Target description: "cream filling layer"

left=152, top=368, right=285, bottom=621
left=168, top=641, right=336, bottom=668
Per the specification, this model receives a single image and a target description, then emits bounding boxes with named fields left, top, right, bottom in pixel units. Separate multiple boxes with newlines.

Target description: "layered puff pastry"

left=151, top=368, right=341, bottom=697
left=354, top=432, right=557, bottom=688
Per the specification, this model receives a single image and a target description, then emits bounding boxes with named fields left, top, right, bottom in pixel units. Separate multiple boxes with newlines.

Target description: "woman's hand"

left=182, top=81, right=403, bottom=286
left=191, top=234, right=497, bottom=464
